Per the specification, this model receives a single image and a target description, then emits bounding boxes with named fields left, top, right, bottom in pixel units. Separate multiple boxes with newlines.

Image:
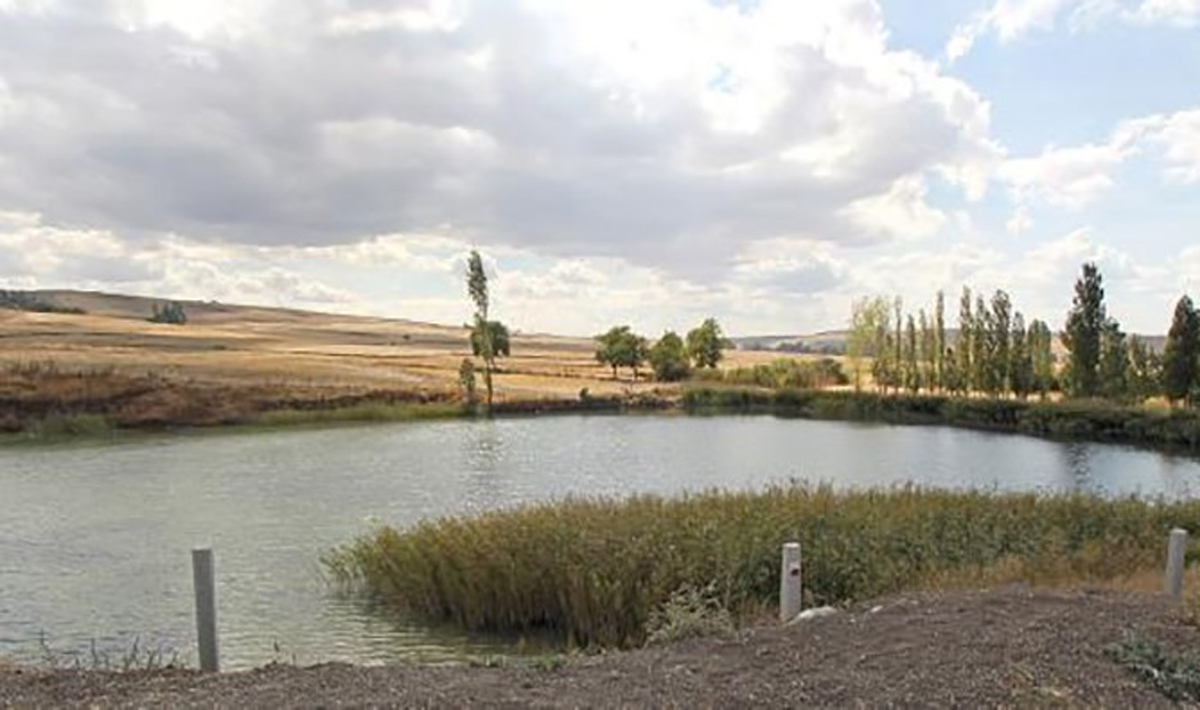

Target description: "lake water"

left=3, top=414, right=1200, bottom=669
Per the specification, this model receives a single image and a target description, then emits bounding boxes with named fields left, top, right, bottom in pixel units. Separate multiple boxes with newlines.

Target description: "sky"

left=0, top=0, right=1197, bottom=337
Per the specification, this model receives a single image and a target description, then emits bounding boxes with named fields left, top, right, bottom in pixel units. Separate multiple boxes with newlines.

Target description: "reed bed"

left=326, top=486, right=1200, bottom=648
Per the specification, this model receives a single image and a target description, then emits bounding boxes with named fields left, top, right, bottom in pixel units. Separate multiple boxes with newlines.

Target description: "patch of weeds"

left=528, top=654, right=568, bottom=672
left=1107, top=633, right=1200, bottom=702
left=34, top=632, right=182, bottom=671
left=645, top=583, right=734, bottom=646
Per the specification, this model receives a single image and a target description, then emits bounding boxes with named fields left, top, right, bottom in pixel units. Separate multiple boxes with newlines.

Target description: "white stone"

left=785, top=605, right=838, bottom=625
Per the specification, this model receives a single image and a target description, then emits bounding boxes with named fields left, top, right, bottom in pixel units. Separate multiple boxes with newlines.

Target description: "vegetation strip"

left=326, top=485, right=1200, bottom=648
left=683, top=386, right=1200, bottom=451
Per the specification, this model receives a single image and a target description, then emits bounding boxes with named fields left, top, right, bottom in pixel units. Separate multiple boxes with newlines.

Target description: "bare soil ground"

left=2, top=586, right=1194, bottom=708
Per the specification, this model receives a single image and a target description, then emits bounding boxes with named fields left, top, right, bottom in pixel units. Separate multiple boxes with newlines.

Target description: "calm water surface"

left=2, top=414, right=1200, bottom=668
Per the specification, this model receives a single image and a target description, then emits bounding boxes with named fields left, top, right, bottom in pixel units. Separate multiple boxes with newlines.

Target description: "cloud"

left=999, top=141, right=1135, bottom=208
left=993, top=104, right=1200, bottom=220
left=945, top=0, right=1200, bottom=60
left=1117, top=108, right=1200, bottom=184
left=1129, top=0, right=1200, bottom=25
left=0, top=0, right=996, bottom=280
left=840, top=175, right=948, bottom=240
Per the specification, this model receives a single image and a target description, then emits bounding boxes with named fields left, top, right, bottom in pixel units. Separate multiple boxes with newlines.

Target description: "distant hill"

left=731, top=332, right=849, bottom=355
left=3, top=288, right=596, bottom=352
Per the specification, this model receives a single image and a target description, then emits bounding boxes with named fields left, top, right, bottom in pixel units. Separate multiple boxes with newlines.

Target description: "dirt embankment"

left=2, top=586, right=1194, bottom=708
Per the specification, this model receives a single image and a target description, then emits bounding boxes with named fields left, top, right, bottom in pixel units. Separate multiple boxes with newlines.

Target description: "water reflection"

left=1059, top=443, right=1093, bottom=491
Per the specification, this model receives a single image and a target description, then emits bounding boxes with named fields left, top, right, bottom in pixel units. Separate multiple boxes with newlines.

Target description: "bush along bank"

left=682, top=387, right=1200, bottom=452
left=326, top=485, right=1200, bottom=649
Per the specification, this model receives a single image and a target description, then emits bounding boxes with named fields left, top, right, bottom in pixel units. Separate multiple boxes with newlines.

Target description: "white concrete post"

left=1166, top=528, right=1188, bottom=603
left=192, top=547, right=219, bottom=672
left=780, top=542, right=802, bottom=623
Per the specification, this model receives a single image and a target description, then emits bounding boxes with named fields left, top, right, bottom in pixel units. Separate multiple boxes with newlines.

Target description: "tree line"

left=594, top=317, right=727, bottom=382
left=849, top=262, right=1200, bottom=405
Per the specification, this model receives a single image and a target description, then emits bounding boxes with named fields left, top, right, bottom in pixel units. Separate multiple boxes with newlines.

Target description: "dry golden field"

left=0, top=291, right=796, bottom=430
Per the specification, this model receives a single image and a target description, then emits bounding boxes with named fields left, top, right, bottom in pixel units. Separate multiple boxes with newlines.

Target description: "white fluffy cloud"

left=1118, top=108, right=1200, bottom=184
left=946, top=0, right=1200, bottom=59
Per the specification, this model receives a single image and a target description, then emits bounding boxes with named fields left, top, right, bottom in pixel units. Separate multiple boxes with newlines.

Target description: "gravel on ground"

left=2, top=585, right=1195, bottom=708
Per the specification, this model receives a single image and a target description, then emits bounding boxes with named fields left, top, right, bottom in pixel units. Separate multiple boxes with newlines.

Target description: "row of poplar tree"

left=848, top=262, right=1190, bottom=403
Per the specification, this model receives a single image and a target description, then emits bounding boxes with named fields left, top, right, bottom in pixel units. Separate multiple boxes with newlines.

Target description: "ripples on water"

left=2, top=415, right=1200, bottom=668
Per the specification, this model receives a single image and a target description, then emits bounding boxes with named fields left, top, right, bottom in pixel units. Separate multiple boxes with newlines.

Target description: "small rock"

left=786, top=606, right=838, bottom=625
left=869, top=605, right=884, bottom=614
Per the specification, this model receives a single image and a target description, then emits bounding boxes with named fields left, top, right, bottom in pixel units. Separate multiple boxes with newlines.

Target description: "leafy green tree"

left=1128, top=335, right=1161, bottom=402
left=956, top=287, right=974, bottom=396
left=919, top=308, right=935, bottom=392
left=934, top=290, right=946, bottom=392
left=847, top=296, right=891, bottom=391
left=973, top=294, right=989, bottom=394
left=903, top=314, right=920, bottom=393
left=1028, top=319, right=1055, bottom=399
left=893, top=297, right=903, bottom=393
left=596, top=325, right=649, bottom=380
left=150, top=301, right=187, bottom=325
left=458, top=358, right=478, bottom=408
left=1162, top=295, right=1200, bottom=404
left=648, top=331, right=691, bottom=382
left=1099, top=318, right=1129, bottom=401
left=1010, top=312, right=1034, bottom=399
left=466, top=250, right=507, bottom=411
left=1062, top=262, right=1106, bottom=398
left=686, top=318, right=726, bottom=369
left=470, top=321, right=511, bottom=359
left=987, top=290, right=1012, bottom=396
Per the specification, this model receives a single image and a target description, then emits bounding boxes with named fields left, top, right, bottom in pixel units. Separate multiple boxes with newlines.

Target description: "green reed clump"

left=326, top=486, right=1200, bottom=648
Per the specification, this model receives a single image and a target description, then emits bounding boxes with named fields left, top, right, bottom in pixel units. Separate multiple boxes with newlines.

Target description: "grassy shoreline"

left=683, top=386, right=1200, bottom=453
left=7, top=385, right=1200, bottom=455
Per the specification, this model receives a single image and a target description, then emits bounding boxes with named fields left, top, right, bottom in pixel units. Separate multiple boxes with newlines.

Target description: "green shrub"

left=1108, top=634, right=1200, bottom=702
left=645, top=583, right=734, bottom=645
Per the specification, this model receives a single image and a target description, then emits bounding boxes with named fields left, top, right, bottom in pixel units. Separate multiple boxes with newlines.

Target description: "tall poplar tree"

left=1162, top=295, right=1200, bottom=404
left=989, top=290, right=1012, bottom=396
left=919, top=308, right=935, bottom=392
left=1028, top=319, right=1055, bottom=399
left=934, top=290, right=946, bottom=392
left=1010, top=311, right=1034, bottom=399
left=904, top=314, right=920, bottom=393
left=1098, top=318, right=1129, bottom=401
left=957, top=287, right=974, bottom=396
left=1062, top=262, right=1106, bottom=398
left=1128, top=335, right=1161, bottom=402
left=466, top=250, right=508, bottom=412
left=973, top=294, right=990, bottom=394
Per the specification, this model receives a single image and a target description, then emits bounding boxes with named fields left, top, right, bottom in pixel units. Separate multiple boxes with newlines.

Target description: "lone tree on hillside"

left=1062, top=262, right=1106, bottom=398
left=150, top=301, right=187, bottom=325
left=1162, top=295, right=1200, bottom=404
left=595, top=325, right=649, bottom=380
left=686, top=317, right=726, bottom=369
left=648, top=330, right=691, bottom=382
left=466, top=250, right=508, bottom=411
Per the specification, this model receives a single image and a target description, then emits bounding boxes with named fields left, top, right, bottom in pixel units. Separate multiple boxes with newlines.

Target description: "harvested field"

left=0, top=292, right=803, bottom=431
